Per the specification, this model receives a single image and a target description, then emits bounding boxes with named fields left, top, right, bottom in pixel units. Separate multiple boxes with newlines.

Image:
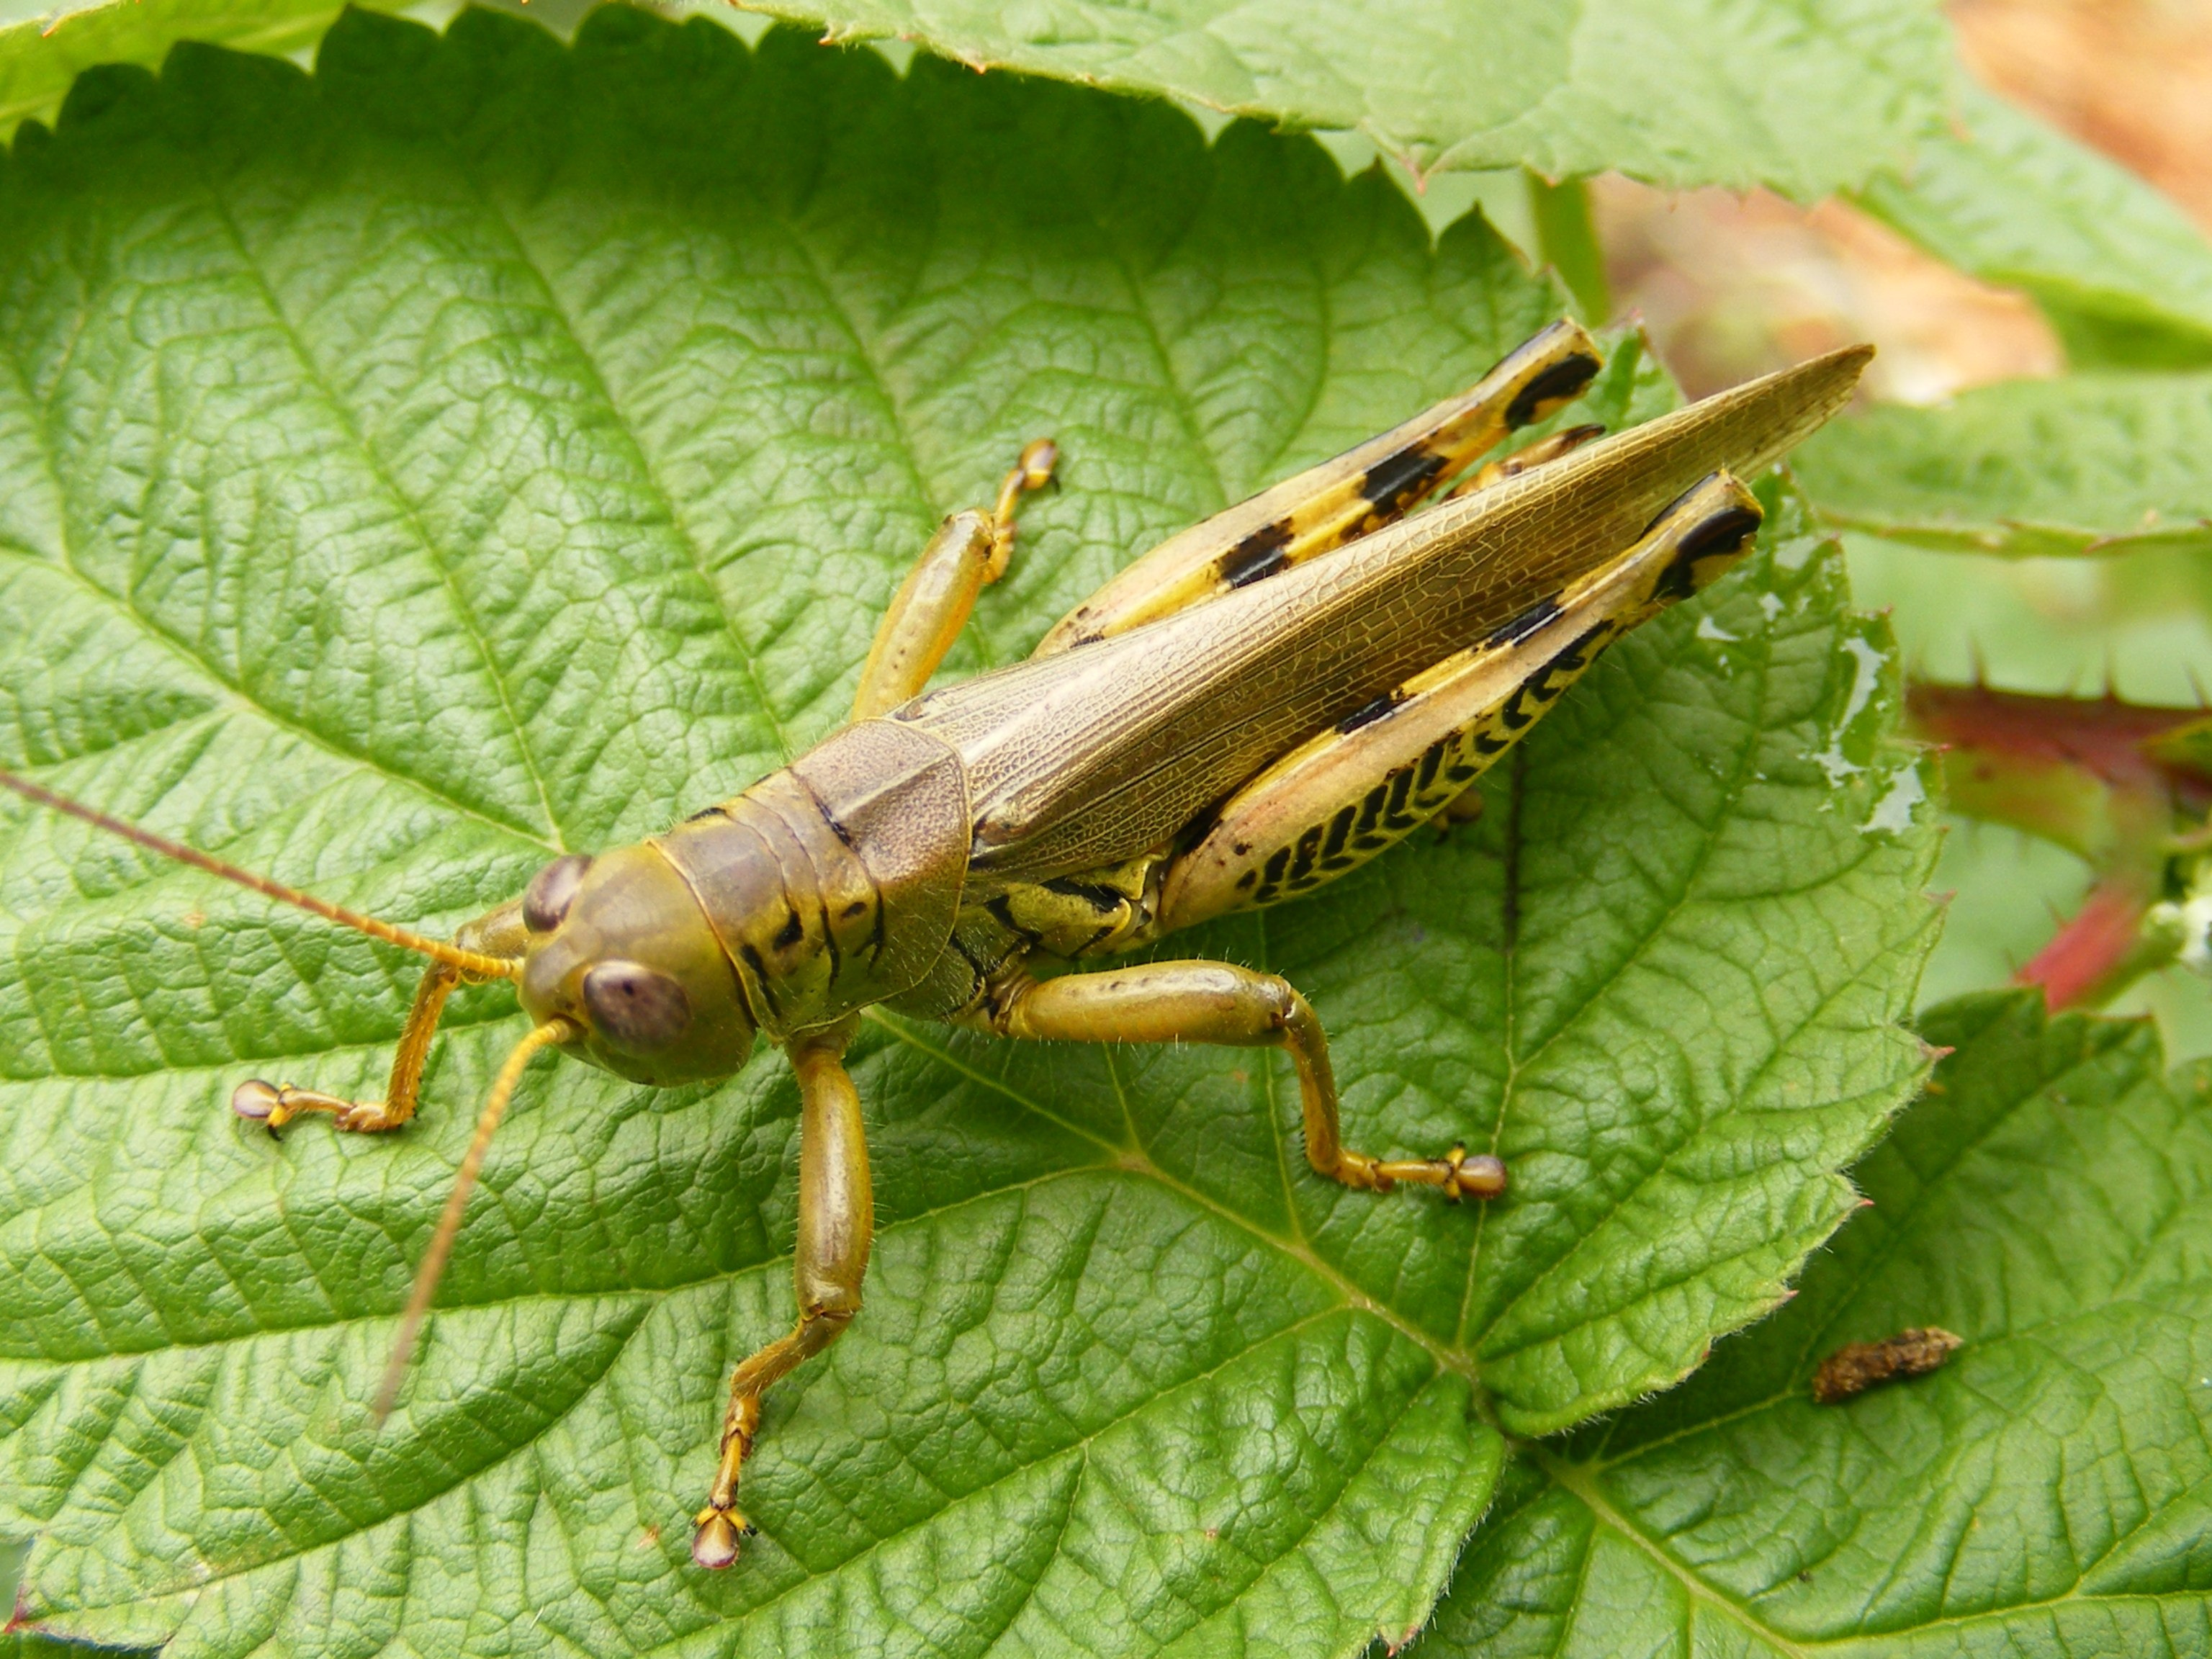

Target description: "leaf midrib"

left=1783, top=1025, right=2162, bottom=1376
left=1563, top=1015, right=2171, bottom=1478
left=1519, top=1015, right=2212, bottom=1653
left=462, top=137, right=818, bottom=766
left=0, top=508, right=561, bottom=855
left=1539, top=1446, right=1815, bottom=1659
left=1550, top=1430, right=2212, bottom=1657
left=678, top=1326, right=1424, bottom=1657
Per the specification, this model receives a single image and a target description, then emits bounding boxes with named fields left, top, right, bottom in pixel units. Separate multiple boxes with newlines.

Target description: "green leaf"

left=1416, top=989, right=2212, bottom=1658
left=1856, top=78, right=2212, bottom=371
left=0, top=1639, right=132, bottom=1659
left=0, top=10, right=1937, bottom=1653
left=1793, top=374, right=2212, bottom=557
left=729, top=0, right=1948, bottom=197
left=1913, top=818, right=2212, bottom=1069
left=1844, top=518, right=2212, bottom=1068
left=0, top=0, right=408, bottom=144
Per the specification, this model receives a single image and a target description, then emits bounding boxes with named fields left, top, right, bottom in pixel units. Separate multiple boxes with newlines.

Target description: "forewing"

left=898, top=346, right=1872, bottom=881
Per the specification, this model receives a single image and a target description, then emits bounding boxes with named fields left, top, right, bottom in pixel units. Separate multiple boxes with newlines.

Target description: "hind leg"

left=1035, top=321, right=1606, bottom=654
left=1148, top=472, right=1764, bottom=932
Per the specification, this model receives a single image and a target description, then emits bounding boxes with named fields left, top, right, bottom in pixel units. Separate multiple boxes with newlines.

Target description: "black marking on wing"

left=1504, top=623, right=1614, bottom=730
left=1253, top=741, right=1470, bottom=905
left=1262, top=848, right=1291, bottom=894
left=1220, top=519, right=1295, bottom=588
left=1505, top=352, right=1602, bottom=428
left=1356, top=446, right=1449, bottom=517
left=1416, top=742, right=1444, bottom=793
left=1486, top=593, right=1563, bottom=650
left=1386, top=768, right=1415, bottom=817
left=1504, top=672, right=1556, bottom=732
left=1558, top=621, right=1612, bottom=671
left=1321, top=803, right=1355, bottom=860
left=1238, top=604, right=1639, bottom=910
left=1336, top=690, right=1403, bottom=734
left=1551, top=621, right=1604, bottom=686
left=773, top=908, right=805, bottom=950
left=1655, top=505, right=1763, bottom=602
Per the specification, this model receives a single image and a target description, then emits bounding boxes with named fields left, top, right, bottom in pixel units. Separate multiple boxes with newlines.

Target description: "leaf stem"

left=1525, top=171, right=1611, bottom=324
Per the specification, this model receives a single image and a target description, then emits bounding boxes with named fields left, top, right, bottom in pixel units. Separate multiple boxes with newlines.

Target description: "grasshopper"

left=0, top=320, right=1869, bottom=1570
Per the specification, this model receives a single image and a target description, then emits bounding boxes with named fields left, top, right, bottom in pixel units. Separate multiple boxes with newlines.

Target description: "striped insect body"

left=0, top=320, right=1871, bottom=1571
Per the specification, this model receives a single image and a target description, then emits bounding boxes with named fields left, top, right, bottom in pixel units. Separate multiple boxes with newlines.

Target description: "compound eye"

left=582, top=960, right=693, bottom=1051
left=523, top=854, right=593, bottom=933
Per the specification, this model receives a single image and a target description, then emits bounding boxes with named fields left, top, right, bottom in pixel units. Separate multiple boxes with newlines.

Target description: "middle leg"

left=971, top=961, right=1506, bottom=1200
left=692, top=1020, right=874, bottom=1569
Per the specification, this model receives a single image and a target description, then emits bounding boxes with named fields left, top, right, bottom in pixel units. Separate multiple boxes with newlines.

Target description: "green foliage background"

left=0, top=0, right=2206, bottom=1655
left=1423, top=989, right=2212, bottom=1658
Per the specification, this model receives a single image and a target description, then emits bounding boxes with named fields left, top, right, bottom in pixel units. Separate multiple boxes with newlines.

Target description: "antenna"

left=0, top=768, right=519, bottom=980
left=372, top=1016, right=575, bottom=1421
left=0, top=765, right=567, bottom=1414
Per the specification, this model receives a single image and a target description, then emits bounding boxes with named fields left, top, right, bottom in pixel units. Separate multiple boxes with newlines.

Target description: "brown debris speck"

left=1812, top=1327, right=1964, bottom=1403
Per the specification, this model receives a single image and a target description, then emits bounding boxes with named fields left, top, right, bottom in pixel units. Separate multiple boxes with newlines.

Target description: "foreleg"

left=229, top=898, right=528, bottom=1133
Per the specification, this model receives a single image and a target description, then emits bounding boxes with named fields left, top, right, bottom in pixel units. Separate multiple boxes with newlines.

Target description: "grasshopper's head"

left=516, top=845, right=757, bottom=1086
